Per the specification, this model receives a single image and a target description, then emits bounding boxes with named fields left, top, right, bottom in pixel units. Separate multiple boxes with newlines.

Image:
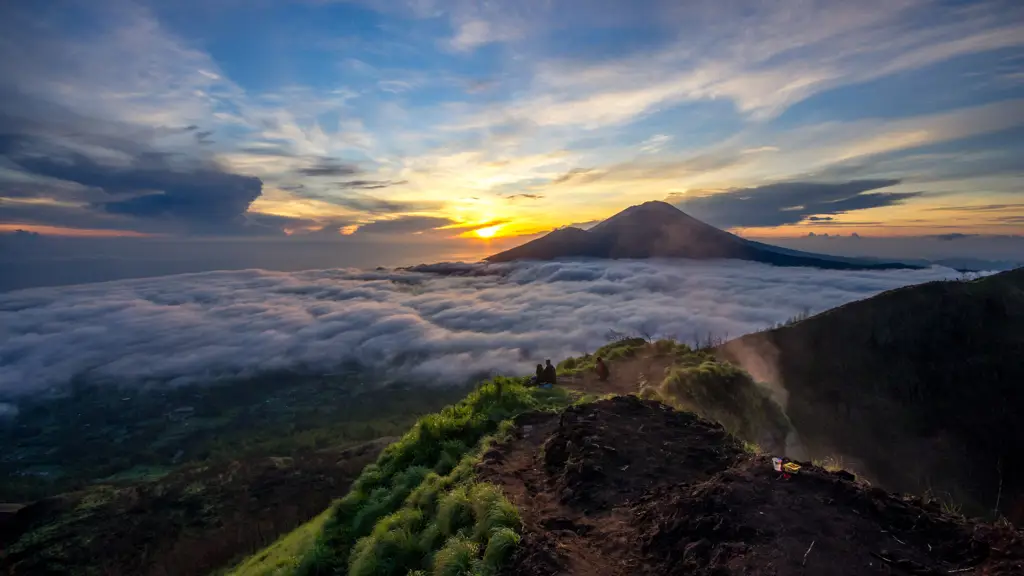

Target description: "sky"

left=0, top=0, right=1022, bottom=264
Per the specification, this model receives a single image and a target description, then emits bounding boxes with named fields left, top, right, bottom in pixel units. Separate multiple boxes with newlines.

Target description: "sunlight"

left=474, top=224, right=503, bottom=238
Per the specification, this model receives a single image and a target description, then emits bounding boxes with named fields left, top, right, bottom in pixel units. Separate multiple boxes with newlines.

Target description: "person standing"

left=595, top=356, right=609, bottom=382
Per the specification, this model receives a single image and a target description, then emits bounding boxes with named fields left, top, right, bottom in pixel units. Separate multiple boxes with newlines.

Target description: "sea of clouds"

left=0, top=260, right=962, bottom=397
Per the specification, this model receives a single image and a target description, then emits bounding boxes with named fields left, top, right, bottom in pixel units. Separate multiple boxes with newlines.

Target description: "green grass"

left=658, top=359, right=790, bottom=443
left=557, top=336, right=648, bottom=375
left=224, top=508, right=333, bottom=576
left=282, top=377, right=573, bottom=576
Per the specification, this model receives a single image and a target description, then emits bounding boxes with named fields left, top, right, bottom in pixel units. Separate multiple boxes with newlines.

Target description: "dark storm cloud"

left=7, top=150, right=262, bottom=227
left=806, top=216, right=835, bottom=222
left=671, top=180, right=920, bottom=227
left=353, top=215, right=454, bottom=235
left=0, top=260, right=960, bottom=395
left=0, top=89, right=271, bottom=235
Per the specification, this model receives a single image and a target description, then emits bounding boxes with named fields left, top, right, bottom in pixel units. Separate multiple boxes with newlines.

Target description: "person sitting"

left=542, top=359, right=557, bottom=386
left=595, top=356, right=609, bottom=382
left=530, top=363, right=543, bottom=386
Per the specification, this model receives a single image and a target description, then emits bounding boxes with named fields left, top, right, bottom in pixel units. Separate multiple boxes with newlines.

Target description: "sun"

left=474, top=224, right=503, bottom=238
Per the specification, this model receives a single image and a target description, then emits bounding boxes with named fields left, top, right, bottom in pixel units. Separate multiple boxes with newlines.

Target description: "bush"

left=659, top=360, right=790, bottom=447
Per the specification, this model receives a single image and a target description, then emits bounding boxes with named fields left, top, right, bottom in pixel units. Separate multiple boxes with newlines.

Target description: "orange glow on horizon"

left=0, top=224, right=155, bottom=238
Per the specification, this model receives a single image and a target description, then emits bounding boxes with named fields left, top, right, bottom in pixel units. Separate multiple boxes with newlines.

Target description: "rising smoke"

left=0, top=260, right=961, bottom=397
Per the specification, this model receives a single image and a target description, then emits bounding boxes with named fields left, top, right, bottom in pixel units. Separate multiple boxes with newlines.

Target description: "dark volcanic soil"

left=478, top=396, right=1024, bottom=576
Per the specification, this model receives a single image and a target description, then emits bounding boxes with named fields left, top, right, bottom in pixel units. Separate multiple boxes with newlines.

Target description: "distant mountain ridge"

left=487, top=201, right=919, bottom=270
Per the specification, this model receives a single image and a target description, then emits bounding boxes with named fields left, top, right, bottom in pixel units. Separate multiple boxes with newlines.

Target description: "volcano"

left=486, top=201, right=918, bottom=270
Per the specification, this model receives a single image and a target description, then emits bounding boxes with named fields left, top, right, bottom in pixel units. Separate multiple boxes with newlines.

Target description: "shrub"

left=659, top=360, right=790, bottom=447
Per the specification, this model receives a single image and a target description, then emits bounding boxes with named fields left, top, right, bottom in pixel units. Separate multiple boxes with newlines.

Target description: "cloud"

left=325, top=193, right=439, bottom=214
left=336, top=180, right=410, bottom=190
left=353, top=215, right=454, bottom=235
left=296, top=158, right=361, bottom=177
left=0, top=260, right=961, bottom=396
left=2, top=137, right=264, bottom=232
left=506, top=194, right=543, bottom=200
left=671, top=180, right=921, bottom=228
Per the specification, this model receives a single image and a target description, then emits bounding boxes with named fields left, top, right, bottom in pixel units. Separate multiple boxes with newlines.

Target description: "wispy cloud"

left=1, top=0, right=1022, bottom=240
left=671, top=180, right=920, bottom=228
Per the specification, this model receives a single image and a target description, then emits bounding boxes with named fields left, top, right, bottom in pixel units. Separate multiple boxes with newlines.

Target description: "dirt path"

left=478, top=397, right=1024, bottom=576
left=556, top=350, right=674, bottom=397
left=477, top=396, right=746, bottom=575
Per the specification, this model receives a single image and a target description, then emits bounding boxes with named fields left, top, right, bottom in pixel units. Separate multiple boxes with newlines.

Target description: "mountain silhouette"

left=487, top=201, right=918, bottom=270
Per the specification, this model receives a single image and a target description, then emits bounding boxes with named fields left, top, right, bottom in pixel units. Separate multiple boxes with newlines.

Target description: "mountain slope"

left=717, top=267, right=1024, bottom=520
left=482, top=397, right=1024, bottom=575
left=487, top=201, right=918, bottom=270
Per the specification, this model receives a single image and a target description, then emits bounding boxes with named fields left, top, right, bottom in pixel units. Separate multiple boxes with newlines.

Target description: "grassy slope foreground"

left=236, top=367, right=1023, bottom=576
left=230, top=343, right=803, bottom=576
left=717, top=267, right=1024, bottom=520
left=231, top=379, right=577, bottom=576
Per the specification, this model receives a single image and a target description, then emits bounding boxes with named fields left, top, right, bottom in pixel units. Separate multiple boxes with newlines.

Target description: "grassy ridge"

left=560, top=337, right=791, bottom=451
left=232, top=378, right=573, bottom=576
left=234, top=338, right=790, bottom=576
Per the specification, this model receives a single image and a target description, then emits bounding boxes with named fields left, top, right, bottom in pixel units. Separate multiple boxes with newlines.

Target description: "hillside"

left=0, top=440, right=389, bottom=575
left=717, top=267, right=1024, bottom=521
left=484, top=397, right=1022, bottom=575
left=221, top=337, right=1022, bottom=576
left=487, top=201, right=918, bottom=270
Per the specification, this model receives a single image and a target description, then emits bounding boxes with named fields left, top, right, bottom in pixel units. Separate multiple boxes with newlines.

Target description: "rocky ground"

left=478, top=396, right=1024, bottom=575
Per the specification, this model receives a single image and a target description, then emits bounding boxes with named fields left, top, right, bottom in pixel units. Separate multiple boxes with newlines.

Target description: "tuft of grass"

left=812, top=455, right=847, bottom=472
left=742, top=441, right=764, bottom=455
left=436, top=487, right=474, bottom=537
left=431, top=535, right=479, bottom=576
left=469, top=484, right=520, bottom=540
left=481, top=528, right=520, bottom=571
